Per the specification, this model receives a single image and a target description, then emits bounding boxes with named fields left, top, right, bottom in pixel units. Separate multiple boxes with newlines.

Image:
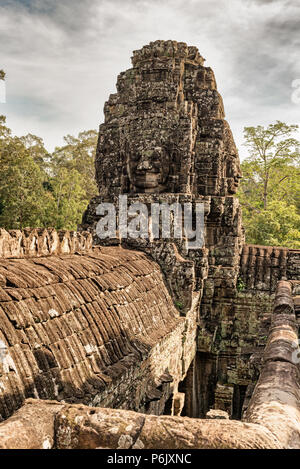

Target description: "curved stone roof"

left=0, top=246, right=182, bottom=421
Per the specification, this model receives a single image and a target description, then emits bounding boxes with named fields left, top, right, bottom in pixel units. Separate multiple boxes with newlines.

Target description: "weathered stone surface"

left=79, top=40, right=248, bottom=414
left=0, top=398, right=282, bottom=449
left=195, top=248, right=299, bottom=416
left=239, top=244, right=289, bottom=292
left=80, top=40, right=244, bottom=321
left=206, top=409, right=229, bottom=419
left=0, top=399, right=63, bottom=449
left=0, top=246, right=197, bottom=420
left=244, top=281, right=300, bottom=449
left=287, top=251, right=300, bottom=281
left=88, top=40, right=241, bottom=199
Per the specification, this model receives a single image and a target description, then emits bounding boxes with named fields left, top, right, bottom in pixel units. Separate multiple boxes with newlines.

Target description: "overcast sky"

left=0, top=0, right=299, bottom=157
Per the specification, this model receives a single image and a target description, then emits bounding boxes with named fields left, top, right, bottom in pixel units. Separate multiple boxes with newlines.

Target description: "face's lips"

left=134, top=172, right=160, bottom=188
left=136, top=182, right=159, bottom=188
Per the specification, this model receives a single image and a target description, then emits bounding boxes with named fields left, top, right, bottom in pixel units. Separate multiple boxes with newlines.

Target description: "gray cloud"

left=0, top=0, right=299, bottom=156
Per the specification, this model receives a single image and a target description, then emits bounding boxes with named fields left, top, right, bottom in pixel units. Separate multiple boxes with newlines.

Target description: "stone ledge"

left=0, top=398, right=281, bottom=449
left=243, top=280, right=300, bottom=449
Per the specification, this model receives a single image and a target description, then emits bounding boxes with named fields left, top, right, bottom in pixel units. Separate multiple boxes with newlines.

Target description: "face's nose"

left=236, top=165, right=242, bottom=179
left=137, top=157, right=153, bottom=171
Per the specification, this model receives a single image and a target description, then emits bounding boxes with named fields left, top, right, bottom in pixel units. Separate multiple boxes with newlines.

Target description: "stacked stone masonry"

left=81, top=40, right=300, bottom=418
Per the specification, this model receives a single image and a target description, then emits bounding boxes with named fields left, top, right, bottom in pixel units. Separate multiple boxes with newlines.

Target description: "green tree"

left=0, top=122, right=51, bottom=229
left=44, top=129, right=98, bottom=229
left=0, top=115, right=11, bottom=139
left=0, top=67, right=51, bottom=229
left=0, top=68, right=96, bottom=231
left=238, top=121, right=300, bottom=248
left=0, top=117, right=96, bottom=231
left=244, top=200, right=300, bottom=249
left=0, top=71, right=9, bottom=139
left=20, top=133, right=50, bottom=169
left=45, top=167, right=88, bottom=230
left=51, top=130, right=98, bottom=200
left=242, top=121, right=299, bottom=209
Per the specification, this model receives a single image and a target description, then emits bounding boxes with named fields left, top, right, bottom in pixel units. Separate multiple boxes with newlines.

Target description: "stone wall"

left=243, top=280, right=300, bottom=448
left=239, top=244, right=289, bottom=292
left=87, top=40, right=241, bottom=199
left=191, top=243, right=300, bottom=418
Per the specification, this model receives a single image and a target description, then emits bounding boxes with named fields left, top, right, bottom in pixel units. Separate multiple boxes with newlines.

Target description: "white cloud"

left=0, top=0, right=299, bottom=154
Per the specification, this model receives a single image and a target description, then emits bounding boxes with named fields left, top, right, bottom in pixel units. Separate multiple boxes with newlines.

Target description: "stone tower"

left=82, top=39, right=244, bottom=310
left=81, top=40, right=249, bottom=416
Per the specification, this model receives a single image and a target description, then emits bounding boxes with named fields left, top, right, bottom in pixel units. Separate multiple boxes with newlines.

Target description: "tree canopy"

left=0, top=115, right=97, bottom=230
left=237, top=121, right=300, bottom=248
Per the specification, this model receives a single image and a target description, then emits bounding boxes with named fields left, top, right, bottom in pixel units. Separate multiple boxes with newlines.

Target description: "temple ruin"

left=0, top=40, right=299, bottom=449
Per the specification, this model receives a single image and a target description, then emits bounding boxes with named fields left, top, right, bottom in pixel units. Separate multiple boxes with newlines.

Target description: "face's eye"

left=152, top=161, right=161, bottom=171
left=131, top=154, right=140, bottom=162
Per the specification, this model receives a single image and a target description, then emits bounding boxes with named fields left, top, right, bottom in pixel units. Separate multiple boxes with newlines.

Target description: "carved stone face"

left=226, top=153, right=242, bottom=194
left=127, top=146, right=171, bottom=193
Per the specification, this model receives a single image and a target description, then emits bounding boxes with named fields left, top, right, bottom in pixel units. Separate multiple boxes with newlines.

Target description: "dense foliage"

left=237, top=121, right=300, bottom=248
left=0, top=116, right=97, bottom=230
